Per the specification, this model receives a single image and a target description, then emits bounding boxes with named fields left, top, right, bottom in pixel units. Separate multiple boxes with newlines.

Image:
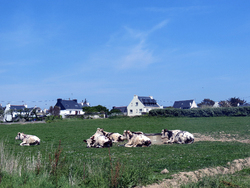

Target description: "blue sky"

left=1, top=0, right=250, bottom=109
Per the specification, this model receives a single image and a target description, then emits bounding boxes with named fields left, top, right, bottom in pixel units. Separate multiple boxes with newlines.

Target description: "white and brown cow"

left=83, top=135, right=112, bottom=148
left=123, top=130, right=151, bottom=147
left=161, top=129, right=194, bottom=144
left=15, top=132, right=40, bottom=146
left=101, top=129, right=124, bottom=143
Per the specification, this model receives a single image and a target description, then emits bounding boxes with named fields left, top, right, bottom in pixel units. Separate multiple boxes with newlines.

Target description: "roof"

left=138, top=96, right=159, bottom=107
left=10, top=105, right=26, bottom=111
left=113, top=106, right=127, bottom=113
left=55, top=99, right=82, bottom=110
left=173, top=100, right=194, bottom=109
left=239, top=103, right=250, bottom=107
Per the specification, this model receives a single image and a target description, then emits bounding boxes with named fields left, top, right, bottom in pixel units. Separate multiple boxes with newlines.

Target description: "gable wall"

left=127, top=97, right=145, bottom=116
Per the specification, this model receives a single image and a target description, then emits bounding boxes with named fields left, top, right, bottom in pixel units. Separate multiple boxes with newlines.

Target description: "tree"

left=227, top=97, right=246, bottom=107
left=94, top=105, right=109, bottom=113
left=31, top=109, right=38, bottom=120
left=23, top=108, right=30, bottom=121
left=48, top=106, right=60, bottom=116
left=17, top=109, right=23, bottom=119
left=197, top=99, right=215, bottom=108
left=0, top=108, right=4, bottom=118
left=219, top=100, right=231, bottom=107
left=110, top=108, right=122, bottom=114
left=82, top=105, right=110, bottom=114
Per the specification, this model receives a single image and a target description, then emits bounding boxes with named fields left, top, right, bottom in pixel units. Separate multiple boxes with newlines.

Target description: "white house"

left=55, top=98, right=84, bottom=118
left=173, top=100, right=198, bottom=109
left=127, top=95, right=162, bottom=116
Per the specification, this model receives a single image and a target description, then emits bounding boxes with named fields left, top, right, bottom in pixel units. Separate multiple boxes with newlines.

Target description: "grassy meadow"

left=0, top=116, right=250, bottom=187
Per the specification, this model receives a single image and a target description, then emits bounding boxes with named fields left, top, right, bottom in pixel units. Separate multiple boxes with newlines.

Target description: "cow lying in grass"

left=123, top=130, right=151, bottom=147
left=15, top=132, right=40, bottom=146
left=83, top=128, right=113, bottom=148
left=100, top=128, right=124, bottom=143
left=90, top=128, right=124, bottom=143
left=83, top=135, right=112, bottom=148
left=161, top=129, right=194, bottom=144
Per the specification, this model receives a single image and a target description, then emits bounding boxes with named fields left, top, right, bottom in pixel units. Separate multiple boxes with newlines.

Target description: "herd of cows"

left=15, top=128, right=195, bottom=147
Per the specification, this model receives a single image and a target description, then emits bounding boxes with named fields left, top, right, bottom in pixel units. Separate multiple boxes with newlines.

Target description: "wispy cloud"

left=118, top=41, right=154, bottom=69
left=102, top=20, right=168, bottom=70
left=145, top=6, right=205, bottom=13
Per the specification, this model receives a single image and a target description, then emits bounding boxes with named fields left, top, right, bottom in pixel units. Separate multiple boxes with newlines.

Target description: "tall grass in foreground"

left=0, top=140, right=152, bottom=188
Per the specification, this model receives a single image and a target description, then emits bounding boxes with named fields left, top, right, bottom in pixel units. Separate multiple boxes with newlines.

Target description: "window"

left=136, top=102, right=138, bottom=106
left=130, top=109, right=133, bottom=114
left=139, top=109, right=142, bottom=112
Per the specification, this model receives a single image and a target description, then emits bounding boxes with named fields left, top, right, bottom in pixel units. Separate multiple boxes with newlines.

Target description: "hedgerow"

left=149, top=107, right=250, bottom=118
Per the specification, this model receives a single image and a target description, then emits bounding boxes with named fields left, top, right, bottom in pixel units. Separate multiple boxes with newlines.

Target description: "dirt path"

left=193, top=133, right=250, bottom=144
left=138, top=133, right=250, bottom=188
left=140, top=157, right=250, bottom=188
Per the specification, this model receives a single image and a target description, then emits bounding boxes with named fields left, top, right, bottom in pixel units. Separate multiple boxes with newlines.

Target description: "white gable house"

left=127, top=95, right=162, bottom=116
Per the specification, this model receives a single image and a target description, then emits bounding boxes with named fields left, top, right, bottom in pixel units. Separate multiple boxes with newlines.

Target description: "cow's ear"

left=18, top=132, right=20, bottom=135
left=83, top=140, right=87, bottom=143
left=91, top=136, right=95, bottom=140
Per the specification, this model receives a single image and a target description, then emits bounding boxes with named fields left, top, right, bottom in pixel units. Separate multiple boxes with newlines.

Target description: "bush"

left=149, top=107, right=250, bottom=118
left=45, top=115, right=62, bottom=123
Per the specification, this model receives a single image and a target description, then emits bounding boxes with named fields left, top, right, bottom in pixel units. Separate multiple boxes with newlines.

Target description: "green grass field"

left=0, top=116, right=250, bottom=187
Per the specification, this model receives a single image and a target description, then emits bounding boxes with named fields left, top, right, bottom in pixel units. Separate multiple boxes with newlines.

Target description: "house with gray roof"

left=173, top=100, right=198, bottom=109
left=3, top=104, right=42, bottom=122
left=112, top=106, right=128, bottom=115
left=55, top=98, right=84, bottom=118
left=127, top=95, right=162, bottom=116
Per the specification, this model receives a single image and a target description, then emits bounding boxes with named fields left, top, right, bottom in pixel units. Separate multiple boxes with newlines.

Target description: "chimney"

left=73, top=99, right=77, bottom=103
left=57, top=98, right=62, bottom=103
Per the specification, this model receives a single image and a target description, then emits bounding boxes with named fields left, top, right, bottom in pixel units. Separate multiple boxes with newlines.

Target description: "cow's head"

left=144, top=140, right=152, bottom=147
left=123, top=130, right=133, bottom=140
left=96, top=128, right=105, bottom=136
left=117, top=135, right=124, bottom=142
left=15, top=132, right=25, bottom=141
left=83, top=136, right=96, bottom=148
left=161, top=129, right=172, bottom=139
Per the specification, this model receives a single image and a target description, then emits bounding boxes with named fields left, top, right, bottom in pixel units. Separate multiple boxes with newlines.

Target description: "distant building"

left=127, top=95, right=161, bottom=116
left=112, top=106, right=127, bottom=115
left=213, top=102, right=220, bottom=108
left=239, top=103, right=250, bottom=107
left=79, top=99, right=90, bottom=108
left=55, top=98, right=84, bottom=118
left=4, top=104, right=28, bottom=122
left=173, top=100, right=198, bottom=109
